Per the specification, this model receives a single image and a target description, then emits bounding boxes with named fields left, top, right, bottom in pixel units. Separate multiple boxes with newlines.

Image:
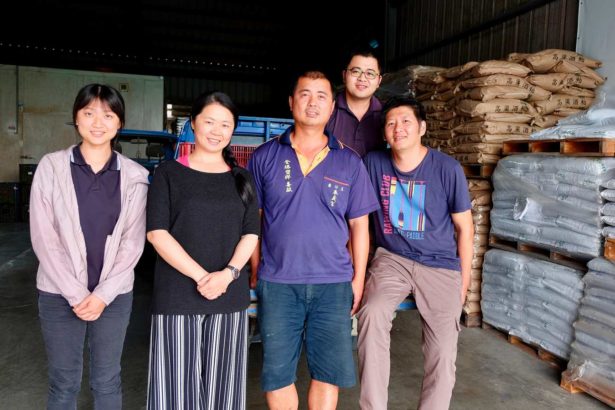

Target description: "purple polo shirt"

left=248, top=127, right=380, bottom=284
left=70, top=146, right=121, bottom=291
left=326, top=92, right=386, bottom=157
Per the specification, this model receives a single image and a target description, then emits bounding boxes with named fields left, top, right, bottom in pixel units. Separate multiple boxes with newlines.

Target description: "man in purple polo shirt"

left=326, top=50, right=386, bottom=157
left=248, top=70, right=380, bottom=409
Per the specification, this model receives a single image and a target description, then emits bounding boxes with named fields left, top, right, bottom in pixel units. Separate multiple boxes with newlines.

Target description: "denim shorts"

left=256, top=280, right=356, bottom=391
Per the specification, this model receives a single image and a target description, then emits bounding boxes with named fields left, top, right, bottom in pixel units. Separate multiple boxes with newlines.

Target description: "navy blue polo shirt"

left=248, top=127, right=380, bottom=284
left=70, top=146, right=121, bottom=291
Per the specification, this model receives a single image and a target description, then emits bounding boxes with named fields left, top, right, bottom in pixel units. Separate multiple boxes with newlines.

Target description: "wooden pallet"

left=482, top=321, right=567, bottom=371
left=503, top=138, right=615, bottom=157
left=561, top=370, right=615, bottom=407
left=488, top=234, right=589, bottom=272
left=604, top=238, right=615, bottom=262
left=461, top=164, right=494, bottom=178
left=460, top=311, right=481, bottom=328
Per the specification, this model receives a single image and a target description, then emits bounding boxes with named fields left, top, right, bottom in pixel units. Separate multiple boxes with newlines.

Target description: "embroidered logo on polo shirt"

left=324, top=176, right=349, bottom=207
left=284, top=160, right=292, bottom=192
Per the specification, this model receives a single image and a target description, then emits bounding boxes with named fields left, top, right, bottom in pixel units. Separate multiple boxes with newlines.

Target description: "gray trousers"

left=357, top=247, right=462, bottom=410
left=38, top=291, right=133, bottom=410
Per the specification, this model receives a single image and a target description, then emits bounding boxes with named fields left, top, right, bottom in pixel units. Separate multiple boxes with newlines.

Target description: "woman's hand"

left=73, top=294, right=107, bottom=321
left=197, top=269, right=233, bottom=300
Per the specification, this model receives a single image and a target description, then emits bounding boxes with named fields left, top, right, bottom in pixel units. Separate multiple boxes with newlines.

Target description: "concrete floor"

left=0, top=222, right=609, bottom=410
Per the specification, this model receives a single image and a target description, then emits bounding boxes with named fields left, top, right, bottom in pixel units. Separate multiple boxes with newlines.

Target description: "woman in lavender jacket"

left=30, top=83, right=149, bottom=410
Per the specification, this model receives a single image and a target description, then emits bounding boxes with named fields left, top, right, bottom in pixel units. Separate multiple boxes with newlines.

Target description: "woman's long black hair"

left=191, top=91, right=255, bottom=206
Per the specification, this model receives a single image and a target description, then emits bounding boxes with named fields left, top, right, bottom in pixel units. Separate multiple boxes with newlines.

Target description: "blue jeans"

left=256, top=280, right=355, bottom=391
left=38, top=292, right=132, bottom=410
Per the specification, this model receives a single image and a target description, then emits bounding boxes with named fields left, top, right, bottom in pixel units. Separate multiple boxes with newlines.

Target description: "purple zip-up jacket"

left=30, top=146, right=149, bottom=306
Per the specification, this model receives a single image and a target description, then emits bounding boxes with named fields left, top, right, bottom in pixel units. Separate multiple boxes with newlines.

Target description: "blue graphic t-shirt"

left=364, top=148, right=471, bottom=271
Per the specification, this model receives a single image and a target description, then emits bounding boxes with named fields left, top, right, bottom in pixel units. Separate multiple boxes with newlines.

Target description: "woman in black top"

left=146, top=91, right=259, bottom=410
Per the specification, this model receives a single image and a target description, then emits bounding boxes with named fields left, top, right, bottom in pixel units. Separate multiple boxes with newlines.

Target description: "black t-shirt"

left=146, top=160, right=260, bottom=314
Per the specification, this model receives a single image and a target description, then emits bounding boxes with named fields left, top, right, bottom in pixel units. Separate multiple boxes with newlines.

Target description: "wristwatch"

left=226, top=265, right=240, bottom=280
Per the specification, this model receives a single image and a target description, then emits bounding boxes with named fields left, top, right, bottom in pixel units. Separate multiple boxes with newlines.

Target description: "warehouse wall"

left=385, top=0, right=579, bottom=70
left=576, top=0, right=615, bottom=81
left=0, top=65, right=164, bottom=182
left=164, top=76, right=277, bottom=117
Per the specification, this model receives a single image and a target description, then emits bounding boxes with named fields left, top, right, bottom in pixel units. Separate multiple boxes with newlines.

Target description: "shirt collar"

left=335, top=92, right=383, bottom=114
left=278, top=126, right=343, bottom=150
left=71, top=144, right=120, bottom=172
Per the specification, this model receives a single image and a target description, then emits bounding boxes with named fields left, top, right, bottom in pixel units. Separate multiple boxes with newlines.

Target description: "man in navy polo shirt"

left=249, top=70, right=380, bottom=409
left=326, top=50, right=386, bottom=157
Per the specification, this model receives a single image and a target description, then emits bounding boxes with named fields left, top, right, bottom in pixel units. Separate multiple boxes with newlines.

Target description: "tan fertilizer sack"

left=454, top=121, right=534, bottom=135
left=427, top=111, right=456, bottom=121
left=475, top=224, right=489, bottom=234
left=507, top=52, right=531, bottom=63
left=471, top=258, right=484, bottom=270
left=528, top=73, right=599, bottom=91
left=442, top=62, right=480, bottom=79
left=456, top=99, right=537, bottom=117
left=469, top=112, right=534, bottom=123
left=428, top=130, right=453, bottom=140
left=558, top=86, right=596, bottom=97
left=453, top=134, right=527, bottom=144
left=553, top=107, right=582, bottom=116
left=453, top=152, right=500, bottom=164
left=436, top=80, right=457, bottom=92
left=470, top=190, right=492, bottom=205
left=460, top=74, right=550, bottom=100
left=551, top=60, right=605, bottom=84
left=422, top=100, right=449, bottom=113
left=532, top=115, right=561, bottom=128
left=433, top=89, right=456, bottom=102
left=470, top=60, right=532, bottom=77
left=465, top=86, right=531, bottom=102
left=524, top=49, right=601, bottom=73
left=472, top=211, right=490, bottom=226
left=468, top=180, right=491, bottom=191
left=461, top=74, right=529, bottom=88
left=455, top=143, right=502, bottom=155
left=469, top=279, right=483, bottom=292
left=534, top=95, right=594, bottom=115
left=427, top=119, right=451, bottom=130
left=416, top=82, right=439, bottom=93
left=417, top=92, right=434, bottom=102
left=463, top=301, right=481, bottom=314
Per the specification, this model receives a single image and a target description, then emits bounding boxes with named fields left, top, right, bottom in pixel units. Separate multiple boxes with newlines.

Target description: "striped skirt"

left=147, top=311, right=248, bottom=410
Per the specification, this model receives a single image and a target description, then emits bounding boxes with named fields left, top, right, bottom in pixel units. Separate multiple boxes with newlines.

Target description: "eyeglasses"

left=346, top=67, right=380, bottom=80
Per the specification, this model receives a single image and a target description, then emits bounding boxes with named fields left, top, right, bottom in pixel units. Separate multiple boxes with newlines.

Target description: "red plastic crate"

left=231, top=145, right=257, bottom=168
left=177, top=143, right=257, bottom=168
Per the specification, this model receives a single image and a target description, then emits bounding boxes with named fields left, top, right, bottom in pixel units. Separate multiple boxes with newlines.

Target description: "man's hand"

left=73, top=294, right=106, bottom=321
left=351, top=278, right=365, bottom=316
left=197, top=270, right=233, bottom=300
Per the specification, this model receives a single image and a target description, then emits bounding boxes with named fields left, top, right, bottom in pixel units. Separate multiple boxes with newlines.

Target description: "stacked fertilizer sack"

left=566, top=257, right=615, bottom=397
left=481, top=249, right=584, bottom=359
left=491, top=155, right=615, bottom=259
left=411, top=66, right=457, bottom=154
left=515, top=49, right=604, bottom=129
left=451, top=60, right=544, bottom=165
left=465, top=179, right=492, bottom=317
left=601, top=179, right=615, bottom=243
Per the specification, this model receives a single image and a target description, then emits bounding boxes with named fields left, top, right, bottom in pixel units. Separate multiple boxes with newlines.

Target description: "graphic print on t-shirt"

left=387, top=176, right=426, bottom=240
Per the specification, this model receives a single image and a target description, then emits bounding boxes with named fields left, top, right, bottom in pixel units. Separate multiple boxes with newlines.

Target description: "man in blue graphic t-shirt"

left=357, top=96, right=474, bottom=410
